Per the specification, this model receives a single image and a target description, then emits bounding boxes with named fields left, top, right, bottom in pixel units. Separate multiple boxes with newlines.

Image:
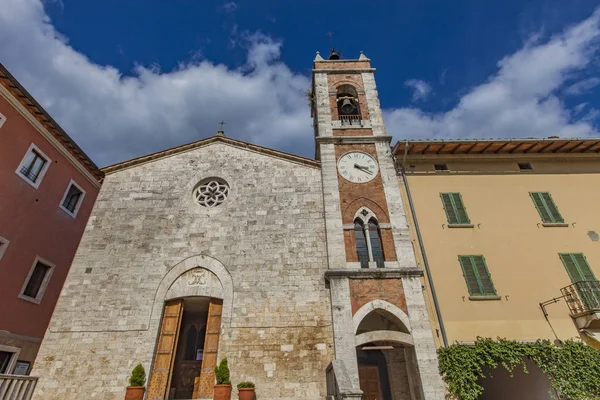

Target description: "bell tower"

left=311, top=50, right=445, bottom=399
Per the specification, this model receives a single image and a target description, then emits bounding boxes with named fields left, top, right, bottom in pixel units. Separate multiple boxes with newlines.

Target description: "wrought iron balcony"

left=561, top=281, right=600, bottom=315
left=560, top=281, right=600, bottom=329
left=19, top=167, right=39, bottom=182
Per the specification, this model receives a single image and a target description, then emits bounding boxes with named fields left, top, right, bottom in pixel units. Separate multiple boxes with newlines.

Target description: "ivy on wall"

left=438, top=337, right=600, bottom=400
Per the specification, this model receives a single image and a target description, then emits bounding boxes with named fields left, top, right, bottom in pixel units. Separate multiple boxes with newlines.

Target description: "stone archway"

left=353, top=300, right=420, bottom=400
left=146, top=255, right=233, bottom=400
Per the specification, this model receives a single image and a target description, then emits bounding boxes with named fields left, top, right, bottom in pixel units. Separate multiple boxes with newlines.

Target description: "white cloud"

left=1, top=1, right=599, bottom=168
left=564, top=77, right=600, bottom=95
left=221, top=1, right=238, bottom=13
left=404, top=79, right=432, bottom=102
left=0, top=0, right=312, bottom=166
left=385, top=8, right=600, bottom=140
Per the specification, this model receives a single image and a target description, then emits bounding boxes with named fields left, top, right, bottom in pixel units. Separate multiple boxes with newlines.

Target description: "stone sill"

left=542, top=223, right=569, bottom=227
left=448, top=224, right=474, bottom=228
left=469, top=295, right=501, bottom=301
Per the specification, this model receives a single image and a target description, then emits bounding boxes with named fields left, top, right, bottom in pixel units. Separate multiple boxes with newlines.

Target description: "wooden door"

left=147, top=299, right=184, bottom=400
left=193, top=299, right=223, bottom=398
left=359, top=366, right=382, bottom=400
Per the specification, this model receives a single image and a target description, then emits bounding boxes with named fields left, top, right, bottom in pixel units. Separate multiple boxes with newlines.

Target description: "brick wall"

left=349, top=278, right=408, bottom=314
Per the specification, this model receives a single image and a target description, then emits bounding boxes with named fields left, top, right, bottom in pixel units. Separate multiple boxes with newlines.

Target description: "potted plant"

left=125, top=364, right=146, bottom=400
left=237, top=381, right=255, bottom=400
left=214, top=358, right=232, bottom=400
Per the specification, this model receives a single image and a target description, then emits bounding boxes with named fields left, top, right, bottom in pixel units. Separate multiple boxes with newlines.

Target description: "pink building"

left=0, top=64, right=103, bottom=375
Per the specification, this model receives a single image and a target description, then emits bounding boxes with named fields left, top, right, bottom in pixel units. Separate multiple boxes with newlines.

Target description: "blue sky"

left=1, top=0, right=599, bottom=166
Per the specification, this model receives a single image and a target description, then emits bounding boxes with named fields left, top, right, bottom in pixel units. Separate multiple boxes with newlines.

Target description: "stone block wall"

left=32, top=142, right=333, bottom=400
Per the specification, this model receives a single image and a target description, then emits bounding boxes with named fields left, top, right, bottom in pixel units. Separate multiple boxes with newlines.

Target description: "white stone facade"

left=32, top=142, right=333, bottom=400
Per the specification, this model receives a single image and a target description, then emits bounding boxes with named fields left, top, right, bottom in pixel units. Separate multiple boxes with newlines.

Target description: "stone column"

left=328, top=277, right=361, bottom=391
left=402, top=276, right=445, bottom=400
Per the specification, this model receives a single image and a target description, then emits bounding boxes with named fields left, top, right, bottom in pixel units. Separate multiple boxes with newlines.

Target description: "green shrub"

left=129, top=364, right=146, bottom=387
left=237, top=381, right=255, bottom=389
left=438, top=337, right=600, bottom=400
left=214, top=358, right=231, bottom=385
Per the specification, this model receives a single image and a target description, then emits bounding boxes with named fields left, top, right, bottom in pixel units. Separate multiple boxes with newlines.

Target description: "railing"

left=19, top=167, right=39, bottom=183
left=0, top=374, right=38, bottom=400
left=561, top=280, right=600, bottom=315
left=326, top=362, right=340, bottom=400
left=339, top=114, right=361, bottom=126
left=325, top=361, right=362, bottom=400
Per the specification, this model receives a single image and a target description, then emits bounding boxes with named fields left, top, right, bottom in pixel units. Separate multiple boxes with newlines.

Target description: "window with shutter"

left=530, top=192, right=564, bottom=223
left=559, top=253, right=596, bottom=283
left=440, top=193, right=471, bottom=225
left=458, top=255, right=497, bottom=297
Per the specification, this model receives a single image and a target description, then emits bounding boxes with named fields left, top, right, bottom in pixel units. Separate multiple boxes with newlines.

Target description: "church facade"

left=32, top=52, right=444, bottom=400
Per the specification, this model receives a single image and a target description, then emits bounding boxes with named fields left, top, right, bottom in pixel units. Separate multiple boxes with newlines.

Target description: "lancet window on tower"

left=353, top=208, right=385, bottom=268
left=336, top=84, right=361, bottom=126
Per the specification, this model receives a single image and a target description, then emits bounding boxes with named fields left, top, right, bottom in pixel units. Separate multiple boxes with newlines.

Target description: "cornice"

left=0, top=84, right=102, bottom=188
left=313, top=68, right=376, bottom=74
left=103, top=135, right=321, bottom=174
left=316, top=135, right=392, bottom=145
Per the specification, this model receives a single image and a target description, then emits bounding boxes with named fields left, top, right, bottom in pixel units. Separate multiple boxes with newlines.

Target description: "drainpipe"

left=400, top=141, right=449, bottom=347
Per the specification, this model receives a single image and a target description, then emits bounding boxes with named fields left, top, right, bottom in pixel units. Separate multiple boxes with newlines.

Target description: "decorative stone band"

left=324, top=268, right=423, bottom=281
left=312, top=68, right=376, bottom=74
left=316, top=135, right=392, bottom=145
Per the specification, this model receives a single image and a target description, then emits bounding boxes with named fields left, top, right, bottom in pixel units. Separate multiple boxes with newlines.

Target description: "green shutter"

left=441, top=193, right=470, bottom=225
left=560, top=253, right=596, bottom=283
left=530, top=192, right=564, bottom=223
left=458, top=255, right=496, bottom=296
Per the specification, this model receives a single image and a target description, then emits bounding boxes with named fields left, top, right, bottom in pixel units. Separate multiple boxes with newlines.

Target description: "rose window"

left=193, top=179, right=229, bottom=207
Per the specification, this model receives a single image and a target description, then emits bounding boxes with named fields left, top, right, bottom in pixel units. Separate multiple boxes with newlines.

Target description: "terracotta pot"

left=238, top=387, right=255, bottom=400
left=214, top=384, right=233, bottom=400
left=124, top=386, right=145, bottom=400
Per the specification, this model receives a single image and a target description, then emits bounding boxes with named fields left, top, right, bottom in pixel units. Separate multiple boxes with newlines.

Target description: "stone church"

left=32, top=51, right=444, bottom=400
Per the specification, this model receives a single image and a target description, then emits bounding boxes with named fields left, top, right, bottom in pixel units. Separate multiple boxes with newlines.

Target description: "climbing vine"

left=438, top=337, right=600, bottom=400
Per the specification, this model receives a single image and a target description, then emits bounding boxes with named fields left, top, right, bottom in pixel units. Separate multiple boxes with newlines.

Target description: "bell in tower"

left=328, top=48, right=340, bottom=60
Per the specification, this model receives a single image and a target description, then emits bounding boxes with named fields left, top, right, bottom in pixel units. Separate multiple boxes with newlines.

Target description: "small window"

left=440, top=193, right=471, bottom=225
left=0, top=112, right=6, bottom=129
left=518, top=162, right=533, bottom=171
left=0, top=236, right=9, bottom=261
left=15, top=144, right=51, bottom=189
left=19, top=258, right=53, bottom=303
left=434, top=164, right=449, bottom=171
left=0, top=351, right=14, bottom=374
left=530, top=192, right=564, bottom=224
left=458, top=255, right=497, bottom=297
left=59, top=180, right=85, bottom=217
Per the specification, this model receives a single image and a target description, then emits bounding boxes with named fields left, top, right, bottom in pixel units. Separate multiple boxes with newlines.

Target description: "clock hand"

left=354, top=163, right=373, bottom=175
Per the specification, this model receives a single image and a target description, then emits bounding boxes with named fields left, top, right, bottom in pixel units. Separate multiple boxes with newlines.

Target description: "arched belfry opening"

left=336, top=84, right=361, bottom=126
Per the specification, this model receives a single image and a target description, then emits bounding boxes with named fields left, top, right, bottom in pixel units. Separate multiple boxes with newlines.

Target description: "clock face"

left=337, top=152, right=378, bottom=183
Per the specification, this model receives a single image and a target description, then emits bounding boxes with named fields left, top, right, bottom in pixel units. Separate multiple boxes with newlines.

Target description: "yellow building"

left=393, top=138, right=600, bottom=397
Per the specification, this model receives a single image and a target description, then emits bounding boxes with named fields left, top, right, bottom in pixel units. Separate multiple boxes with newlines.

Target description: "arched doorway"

left=354, top=301, right=421, bottom=400
left=147, top=265, right=227, bottom=400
